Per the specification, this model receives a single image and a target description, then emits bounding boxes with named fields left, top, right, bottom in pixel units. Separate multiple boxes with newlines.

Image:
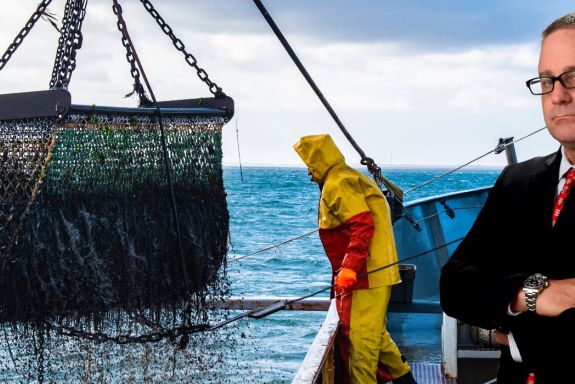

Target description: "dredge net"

left=0, top=111, right=233, bottom=383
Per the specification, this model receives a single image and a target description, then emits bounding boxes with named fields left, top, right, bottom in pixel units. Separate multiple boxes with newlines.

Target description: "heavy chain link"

left=50, top=0, right=88, bottom=89
left=139, top=0, right=225, bottom=96
left=37, top=325, right=46, bottom=384
left=112, top=2, right=152, bottom=106
left=48, top=0, right=73, bottom=88
left=0, top=0, right=54, bottom=72
left=52, top=322, right=209, bottom=347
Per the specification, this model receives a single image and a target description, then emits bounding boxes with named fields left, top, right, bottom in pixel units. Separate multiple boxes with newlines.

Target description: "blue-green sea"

left=223, top=165, right=501, bottom=383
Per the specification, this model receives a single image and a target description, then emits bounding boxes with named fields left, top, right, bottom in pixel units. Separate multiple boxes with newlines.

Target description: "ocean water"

left=222, top=166, right=501, bottom=383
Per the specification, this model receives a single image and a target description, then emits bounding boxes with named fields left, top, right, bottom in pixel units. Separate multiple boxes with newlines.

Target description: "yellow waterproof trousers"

left=337, top=286, right=410, bottom=384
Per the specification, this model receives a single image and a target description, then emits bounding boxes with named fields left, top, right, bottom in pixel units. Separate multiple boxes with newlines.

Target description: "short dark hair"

left=543, top=12, right=575, bottom=39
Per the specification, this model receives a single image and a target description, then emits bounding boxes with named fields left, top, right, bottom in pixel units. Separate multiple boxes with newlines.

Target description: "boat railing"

left=292, top=300, right=339, bottom=384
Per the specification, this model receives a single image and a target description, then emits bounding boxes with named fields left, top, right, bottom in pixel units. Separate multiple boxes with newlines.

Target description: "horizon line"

left=222, top=162, right=505, bottom=169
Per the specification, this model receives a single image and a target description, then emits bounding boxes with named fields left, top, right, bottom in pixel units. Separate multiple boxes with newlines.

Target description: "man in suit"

left=440, top=12, right=575, bottom=383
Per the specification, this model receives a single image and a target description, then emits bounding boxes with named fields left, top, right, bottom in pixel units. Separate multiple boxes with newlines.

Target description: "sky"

left=1, top=1, right=575, bottom=168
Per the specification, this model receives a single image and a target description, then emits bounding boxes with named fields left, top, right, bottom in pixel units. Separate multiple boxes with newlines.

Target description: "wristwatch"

left=523, top=273, right=549, bottom=312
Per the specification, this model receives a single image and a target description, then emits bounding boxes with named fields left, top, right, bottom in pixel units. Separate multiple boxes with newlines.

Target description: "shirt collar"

left=559, top=146, right=575, bottom=179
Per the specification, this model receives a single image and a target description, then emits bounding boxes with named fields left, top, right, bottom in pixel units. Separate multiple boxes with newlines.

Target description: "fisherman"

left=293, top=134, right=416, bottom=384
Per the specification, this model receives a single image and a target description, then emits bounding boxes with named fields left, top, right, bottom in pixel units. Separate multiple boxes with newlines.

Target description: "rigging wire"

left=209, top=237, right=464, bottom=331
left=230, top=229, right=318, bottom=262
left=251, top=0, right=364, bottom=161
left=235, top=118, right=244, bottom=182
left=228, top=204, right=485, bottom=263
left=404, top=126, right=547, bottom=195
left=412, top=205, right=484, bottom=224
left=228, top=126, right=545, bottom=263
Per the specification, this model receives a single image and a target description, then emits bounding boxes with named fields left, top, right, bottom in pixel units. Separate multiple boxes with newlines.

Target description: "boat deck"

left=411, top=363, right=456, bottom=384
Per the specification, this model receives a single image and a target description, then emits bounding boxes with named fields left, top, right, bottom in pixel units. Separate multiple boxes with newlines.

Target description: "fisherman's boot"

left=392, top=370, right=417, bottom=384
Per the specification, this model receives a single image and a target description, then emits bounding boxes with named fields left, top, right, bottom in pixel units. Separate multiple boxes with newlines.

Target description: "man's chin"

left=548, top=122, right=575, bottom=142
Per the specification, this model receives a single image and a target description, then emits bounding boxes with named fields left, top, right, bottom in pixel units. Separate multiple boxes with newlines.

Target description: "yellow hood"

left=293, top=134, right=345, bottom=183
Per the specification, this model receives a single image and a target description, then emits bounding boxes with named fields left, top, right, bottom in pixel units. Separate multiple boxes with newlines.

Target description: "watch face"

left=524, top=273, right=546, bottom=289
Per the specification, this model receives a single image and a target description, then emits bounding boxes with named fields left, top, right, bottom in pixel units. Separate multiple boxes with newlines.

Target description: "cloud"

left=0, top=1, right=561, bottom=168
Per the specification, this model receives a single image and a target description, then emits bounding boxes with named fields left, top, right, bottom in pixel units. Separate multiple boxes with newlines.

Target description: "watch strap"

left=524, top=289, right=538, bottom=312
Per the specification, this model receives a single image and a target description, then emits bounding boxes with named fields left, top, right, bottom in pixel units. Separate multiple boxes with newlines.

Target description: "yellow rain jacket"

left=293, top=134, right=401, bottom=289
left=294, top=135, right=413, bottom=384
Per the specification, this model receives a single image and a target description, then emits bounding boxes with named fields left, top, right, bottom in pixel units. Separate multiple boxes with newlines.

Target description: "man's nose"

left=550, top=80, right=573, bottom=103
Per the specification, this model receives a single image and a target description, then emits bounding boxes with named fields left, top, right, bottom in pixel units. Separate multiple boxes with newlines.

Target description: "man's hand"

left=511, top=278, right=575, bottom=316
left=495, top=330, right=509, bottom=346
left=336, top=268, right=357, bottom=291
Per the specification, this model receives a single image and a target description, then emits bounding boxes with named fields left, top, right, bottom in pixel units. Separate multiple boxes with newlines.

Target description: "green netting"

left=0, top=111, right=233, bottom=382
left=0, top=112, right=229, bottom=322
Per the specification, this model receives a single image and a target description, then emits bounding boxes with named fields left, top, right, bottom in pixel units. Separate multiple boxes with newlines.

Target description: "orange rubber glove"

left=336, top=268, right=357, bottom=291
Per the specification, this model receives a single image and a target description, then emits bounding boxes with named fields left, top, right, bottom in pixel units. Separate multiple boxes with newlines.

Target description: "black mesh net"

left=0, top=111, right=234, bottom=382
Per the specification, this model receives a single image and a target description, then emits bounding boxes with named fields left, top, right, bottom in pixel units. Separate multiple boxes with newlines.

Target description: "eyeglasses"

left=526, top=70, right=575, bottom=95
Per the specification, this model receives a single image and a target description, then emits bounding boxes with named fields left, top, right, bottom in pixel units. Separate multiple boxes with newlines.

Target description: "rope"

left=253, top=1, right=548, bottom=205
left=251, top=0, right=402, bottom=200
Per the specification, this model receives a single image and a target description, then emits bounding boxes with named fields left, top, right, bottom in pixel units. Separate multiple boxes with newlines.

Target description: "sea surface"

left=222, top=165, right=502, bottom=383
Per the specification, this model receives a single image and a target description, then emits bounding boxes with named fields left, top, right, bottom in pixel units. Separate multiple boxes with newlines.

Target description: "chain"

left=49, top=0, right=73, bottom=88
left=51, top=0, right=88, bottom=89
left=51, top=322, right=209, bottom=346
left=361, top=157, right=421, bottom=230
left=112, top=2, right=152, bottom=106
left=37, top=325, right=46, bottom=384
left=0, top=0, right=54, bottom=72
left=139, top=0, right=225, bottom=97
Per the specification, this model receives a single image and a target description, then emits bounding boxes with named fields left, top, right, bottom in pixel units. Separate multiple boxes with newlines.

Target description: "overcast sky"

left=1, top=1, right=574, bottom=167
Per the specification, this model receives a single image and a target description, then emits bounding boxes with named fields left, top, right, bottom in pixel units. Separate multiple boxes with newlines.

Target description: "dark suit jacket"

left=440, top=149, right=575, bottom=383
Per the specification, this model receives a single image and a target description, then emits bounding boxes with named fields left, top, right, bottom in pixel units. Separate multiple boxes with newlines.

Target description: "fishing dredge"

left=0, top=0, right=233, bottom=357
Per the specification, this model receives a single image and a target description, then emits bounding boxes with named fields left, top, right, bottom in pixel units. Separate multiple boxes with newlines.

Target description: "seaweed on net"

left=0, top=113, right=244, bottom=383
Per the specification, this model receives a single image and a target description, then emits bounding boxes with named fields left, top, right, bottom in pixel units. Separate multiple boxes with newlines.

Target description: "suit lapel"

left=529, top=151, right=560, bottom=231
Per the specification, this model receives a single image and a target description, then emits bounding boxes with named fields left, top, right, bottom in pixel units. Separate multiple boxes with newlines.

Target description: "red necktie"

left=552, top=168, right=575, bottom=226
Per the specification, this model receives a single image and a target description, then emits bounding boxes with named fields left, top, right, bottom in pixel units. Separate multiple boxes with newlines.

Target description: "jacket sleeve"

left=440, top=166, right=528, bottom=329
left=341, top=211, right=374, bottom=272
left=510, top=308, right=575, bottom=366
